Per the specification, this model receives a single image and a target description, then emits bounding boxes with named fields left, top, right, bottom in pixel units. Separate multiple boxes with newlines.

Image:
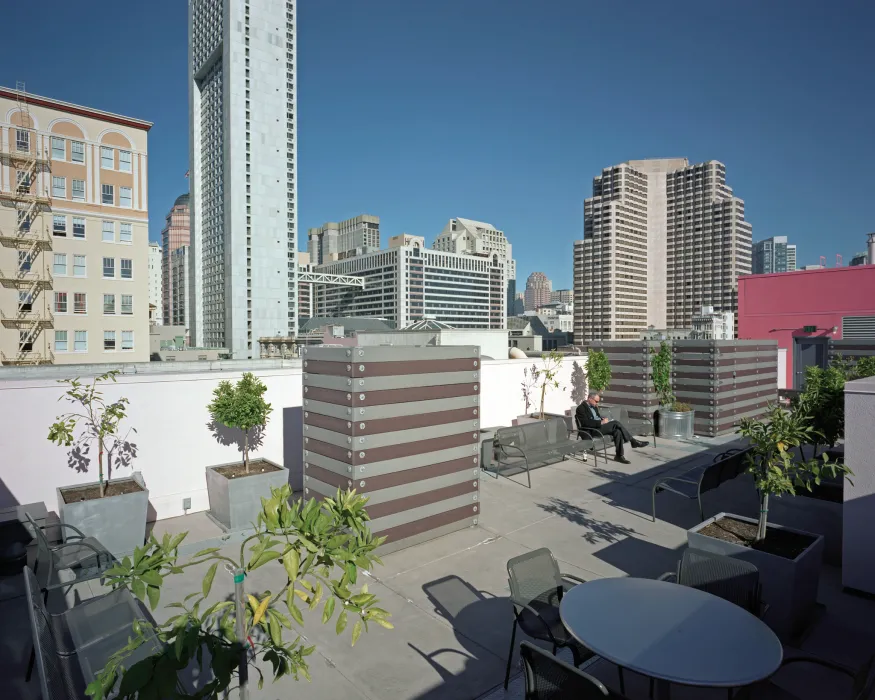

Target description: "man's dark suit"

left=575, top=401, right=634, bottom=458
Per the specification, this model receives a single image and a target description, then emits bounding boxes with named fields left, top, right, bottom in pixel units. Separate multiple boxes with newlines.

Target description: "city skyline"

left=1, top=0, right=873, bottom=290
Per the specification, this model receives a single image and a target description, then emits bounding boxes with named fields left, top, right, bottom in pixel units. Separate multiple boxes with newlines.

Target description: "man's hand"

left=601, top=418, right=609, bottom=424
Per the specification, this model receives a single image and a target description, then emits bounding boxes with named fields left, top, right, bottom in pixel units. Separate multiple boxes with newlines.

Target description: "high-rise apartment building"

left=160, top=193, right=190, bottom=324
left=524, top=272, right=552, bottom=311
left=297, top=251, right=313, bottom=319
left=189, top=0, right=297, bottom=358
left=752, top=236, right=796, bottom=274
left=307, top=214, right=379, bottom=265
left=315, top=235, right=507, bottom=329
left=0, top=86, right=152, bottom=364
left=148, top=242, right=163, bottom=325
left=433, top=217, right=517, bottom=314
left=169, top=245, right=191, bottom=327
left=551, top=288, right=573, bottom=305
left=575, top=158, right=752, bottom=341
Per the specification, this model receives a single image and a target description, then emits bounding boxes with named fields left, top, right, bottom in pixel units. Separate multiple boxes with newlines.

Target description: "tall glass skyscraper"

left=189, top=0, right=298, bottom=358
left=752, top=236, right=796, bottom=274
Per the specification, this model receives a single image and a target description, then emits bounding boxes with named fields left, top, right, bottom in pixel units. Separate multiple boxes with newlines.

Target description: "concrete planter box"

left=206, top=459, right=289, bottom=532
left=57, top=472, right=149, bottom=557
left=688, top=512, right=824, bottom=641
left=657, top=408, right=695, bottom=439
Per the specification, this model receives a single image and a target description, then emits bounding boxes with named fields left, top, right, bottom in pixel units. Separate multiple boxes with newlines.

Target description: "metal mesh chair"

left=26, top=512, right=114, bottom=596
left=739, top=652, right=875, bottom=699
left=520, top=641, right=611, bottom=699
left=505, top=548, right=592, bottom=688
left=659, top=548, right=765, bottom=617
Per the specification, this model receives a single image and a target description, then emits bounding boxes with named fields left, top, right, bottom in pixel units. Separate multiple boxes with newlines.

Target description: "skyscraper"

left=189, top=0, right=297, bottom=358
left=524, top=272, right=552, bottom=311
left=148, top=242, right=163, bottom=325
left=161, top=193, right=190, bottom=325
left=575, top=159, right=752, bottom=341
left=307, top=214, right=380, bottom=264
left=752, top=236, right=796, bottom=274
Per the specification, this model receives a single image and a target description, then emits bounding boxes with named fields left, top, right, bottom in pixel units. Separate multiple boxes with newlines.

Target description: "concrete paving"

left=4, top=434, right=875, bottom=700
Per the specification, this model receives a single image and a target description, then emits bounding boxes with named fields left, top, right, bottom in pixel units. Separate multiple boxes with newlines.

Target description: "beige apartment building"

left=0, top=86, right=152, bottom=364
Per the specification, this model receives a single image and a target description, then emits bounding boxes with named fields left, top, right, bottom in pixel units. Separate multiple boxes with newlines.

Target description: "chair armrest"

left=511, top=599, right=560, bottom=646
left=656, top=476, right=699, bottom=486
left=576, top=427, right=608, bottom=445
left=561, top=573, right=587, bottom=585
left=657, top=572, right=676, bottom=582
left=47, top=522, right=90, bottom=541
left=779, top=653, right=857, bottom=678
left=498, top=443, right=527, bottom=460
left=51, top=538, right=109, bottom=559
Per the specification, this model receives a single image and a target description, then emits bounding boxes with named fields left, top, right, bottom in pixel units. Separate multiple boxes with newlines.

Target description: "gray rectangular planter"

left=57, top=472, right=149, bottom=557
left=688, top=512, right=824, bottom=642
left=769, top=487, right=843, bottom=566
left=206, top=459, right=289, bottom=532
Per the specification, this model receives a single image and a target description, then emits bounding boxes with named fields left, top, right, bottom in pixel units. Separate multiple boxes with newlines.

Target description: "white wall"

left=0, top=358, right=584, bottom=522
left=777, top=348, right=787, bottom=390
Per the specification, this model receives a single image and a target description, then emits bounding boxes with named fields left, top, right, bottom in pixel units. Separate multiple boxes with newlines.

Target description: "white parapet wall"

left=0, top=356, right=585, bottom=522
left=843, top=375, right=875, bottom=595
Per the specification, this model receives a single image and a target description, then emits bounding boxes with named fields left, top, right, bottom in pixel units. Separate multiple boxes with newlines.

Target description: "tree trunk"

left=243, top=431, right=249, bottom=474
left=756, top=491, right=769, bottom=542
left=98, top=439, right=105, bottom=498
left=539, top=384, right=546, bottom=420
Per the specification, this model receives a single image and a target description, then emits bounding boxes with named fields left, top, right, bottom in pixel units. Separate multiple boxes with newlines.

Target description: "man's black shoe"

left=631, top=440, right=650, bottom=449
left=614, top=455, right=631, bottom=464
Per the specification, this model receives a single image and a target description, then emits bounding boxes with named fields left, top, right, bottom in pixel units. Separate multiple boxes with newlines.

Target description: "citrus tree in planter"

left=650, top=341, right=693, bottom=438
left=586, top=349, right=612, bottom=395
left=534, top=351, right=565, bottom=420
left=206, top=373, right=288, bottom=532
left=87, top=486, right=392, bottom=700
left=47, top=370, right=147, bottom=555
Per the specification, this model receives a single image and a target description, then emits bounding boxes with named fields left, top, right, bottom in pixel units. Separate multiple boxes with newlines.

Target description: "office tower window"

left=51, top=136, right=65, bottom=160
left=54, top=330, right=68, bottom=352
left=53, top=253, right=67, bottom=275
left=53, top=215, right=66, bottom=237
left=73, top=255, right=86, bottom=277
left=103, top=257, right=115, bottom=278
left=54, top=292, right=68, bottom=314
left=72, top=179, right=85, bottom=202
left=74, top=330, right=88, bottom=352
left=52, top=176, right=66, bottom=198
left=74, top=292, right=87, bottom=314
left=120, top=223, right=132, bottom=242
left=122, top=331, right=134, bottom=350
left=72, top=217, right=86, bottom=238
left=121, top=258, right=132, bottom=279
left=16, top=129, right=30, bottom=152
left=102, top=221, right=115, bottom=242
left=101, top=184, right=114, bottom=205
left=121, top=294, right=133, bottom=315
left=119, top=150, right=132, bottom=172
left=71, top=141, right=85, bottom=163
left=120, top=186, right=132, bottom=208
left=101, top=146, right=114, bottom=169
left=104, top=331, right=116, bottom=351
left=104, top=294, right=116, bottom=314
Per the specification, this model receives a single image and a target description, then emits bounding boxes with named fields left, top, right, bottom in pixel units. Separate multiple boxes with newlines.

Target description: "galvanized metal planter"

left=206, top=459, right=289, bottom=532
left=657, top=408, right=695, bottom=439
left=57, top=471, right=149, bottom=557
left=301, top=345, right=481, bottom=555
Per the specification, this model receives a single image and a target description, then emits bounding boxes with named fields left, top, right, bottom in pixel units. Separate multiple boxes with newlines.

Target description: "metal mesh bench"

left=651, top=447, right=752, bottom=522
left=495, top=418, right=592, bottom=488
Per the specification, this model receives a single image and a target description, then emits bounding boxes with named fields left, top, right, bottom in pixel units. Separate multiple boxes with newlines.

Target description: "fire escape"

left=0, top=83, right=54, bottom=364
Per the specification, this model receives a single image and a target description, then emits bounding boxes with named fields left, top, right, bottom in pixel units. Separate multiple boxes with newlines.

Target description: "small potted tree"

left=688, top=404, right=850, bottom=640
left=205, top=373, right=288, bottom=531
left=586, top=349, right=612, bottom=397
left=651, top=341, right=694, bottom=439
left=534, top=351, right=565, bottom=421
left=87, top=486, right=392, bottom=700
left=48, top=371, right=147, bottom=556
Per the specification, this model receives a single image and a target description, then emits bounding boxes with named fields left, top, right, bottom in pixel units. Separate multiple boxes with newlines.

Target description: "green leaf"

left=309, top=581, right=323, bottom=610
left=282, top=548, right=300, bottom=581
left=268, top=613, right=282, bottom=646
left=336, top=609, right=348, bottom=635
left=130, top=577, right=146, bottom=602
left=193, top=547, right=221, bottom=557
left=351, top=620, right=363, bottom=646
left=322, top=597, right=336, bottom=624
left=140, top=570, right=163, bottom=587
left=202, top=563, right=218, bottom=598
left=249, top=549, right=282, bottom=571
left=373, top=617, right=394, bottom=630
left=253, top=595, right=271, bottom=626
left=146, top=584, right=160, bottom=610
left=117, top=656, right=154, bottom=695
left=287, top=597, right=304, bottom=626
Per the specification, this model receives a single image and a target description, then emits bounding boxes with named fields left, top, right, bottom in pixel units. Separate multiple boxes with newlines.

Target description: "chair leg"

left=619, top=666, right=625, bottom=694
left=651, top=484, right=658, bottom=522
left=504, top=621, right=517, bottom=689
left=650, top=676, right=655, bottom=698
left=525, top=462, right=531, bottom=489
left=25, top=645, right=35, bottom=682
left=698, top=493, right=705, bottom=522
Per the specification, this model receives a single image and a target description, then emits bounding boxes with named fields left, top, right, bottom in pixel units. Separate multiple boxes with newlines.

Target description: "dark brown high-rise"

left=161, top=193, right=190, bottom=326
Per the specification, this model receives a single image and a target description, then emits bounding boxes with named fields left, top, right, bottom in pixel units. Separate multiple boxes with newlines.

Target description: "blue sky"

left=3, top=0, right=873, bottom=288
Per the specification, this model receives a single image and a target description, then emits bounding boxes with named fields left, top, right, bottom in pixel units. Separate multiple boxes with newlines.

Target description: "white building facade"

left=307, top=214, right=380, bottom=265
left=189, top=0, right=297, bottom=358
left=148, top=242, right=162, bottom=325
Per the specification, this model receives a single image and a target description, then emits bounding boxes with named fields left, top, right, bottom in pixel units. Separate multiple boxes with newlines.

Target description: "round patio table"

left=559, top=577, right=782, bottom=699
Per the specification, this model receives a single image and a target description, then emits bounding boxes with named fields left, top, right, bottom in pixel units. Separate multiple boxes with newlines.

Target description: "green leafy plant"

left=521, top=364, right=538, bottom=415
left=534, top=351, right=565, bottom=420
left=669, top=401, right=692, bottom=413
left=586, top=350, right=612, bottom=394
left=854, top=355, right=875, bottom=378
left=738, top=405, right=851, bottom=542
left=208, top=373, right=273, bottom=474
left=650, top=341, right=674, bottom=408
left=87, top=486, right=391, bottom=700
left=47, top=370, right=131, bottom=498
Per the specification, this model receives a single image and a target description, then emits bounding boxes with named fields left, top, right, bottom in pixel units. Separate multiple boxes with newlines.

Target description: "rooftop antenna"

left=819, top=255, right=826, bottom=268
left=836, top=254, right=842, bottom=268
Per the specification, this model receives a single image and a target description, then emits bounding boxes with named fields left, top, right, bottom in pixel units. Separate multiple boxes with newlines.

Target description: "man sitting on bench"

left=576, top=391, right=649, bottom=464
